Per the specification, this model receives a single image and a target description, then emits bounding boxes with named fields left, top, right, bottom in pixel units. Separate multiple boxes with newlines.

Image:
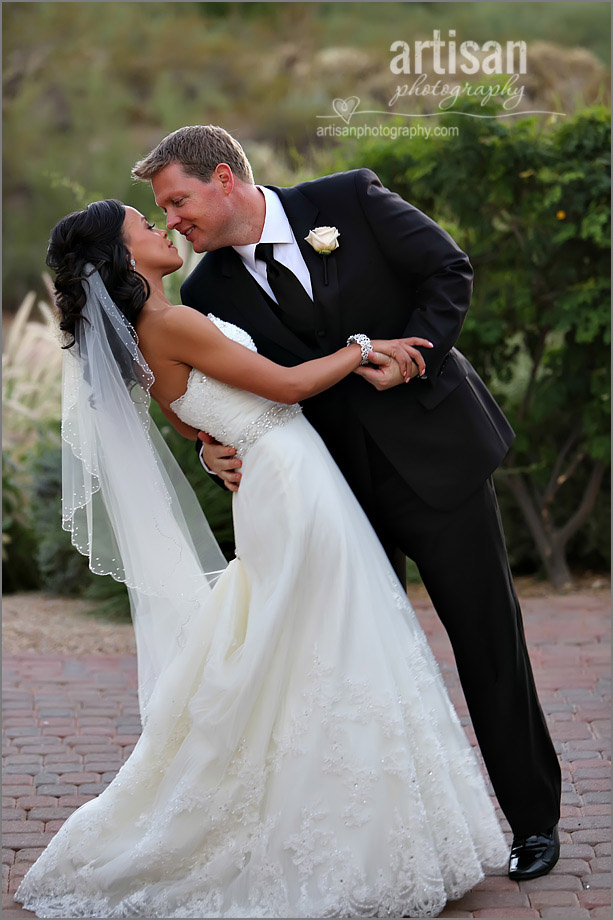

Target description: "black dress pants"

left=361, top=434, right=561, bottom=836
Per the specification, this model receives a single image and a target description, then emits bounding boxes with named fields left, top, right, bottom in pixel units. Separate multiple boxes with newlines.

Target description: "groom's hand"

left=354, top=354, right=406, bottom=390
left=198, top=432, right=242, bottom=492
left=355, top=336, right=433, bottom=390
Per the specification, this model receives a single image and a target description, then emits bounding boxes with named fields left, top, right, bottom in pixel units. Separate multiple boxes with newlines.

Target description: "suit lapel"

left=218, top=248, right=313, bottom=362
left=271, top=185, right=342, bottom=341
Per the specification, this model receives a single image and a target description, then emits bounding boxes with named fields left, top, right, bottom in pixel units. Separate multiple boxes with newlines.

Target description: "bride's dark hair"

left=46, top=199, right=150, bottom=348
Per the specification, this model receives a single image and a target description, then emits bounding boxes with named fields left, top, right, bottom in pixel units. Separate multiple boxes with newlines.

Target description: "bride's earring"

left=130, top=258, right=136, bottom=271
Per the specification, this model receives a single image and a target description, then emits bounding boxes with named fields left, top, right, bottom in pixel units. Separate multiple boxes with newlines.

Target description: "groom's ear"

left=214, top=164, right=234, bottom=194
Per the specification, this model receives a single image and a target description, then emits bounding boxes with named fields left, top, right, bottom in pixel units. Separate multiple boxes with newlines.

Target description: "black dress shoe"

left=508, top=823, right=560, bottom=880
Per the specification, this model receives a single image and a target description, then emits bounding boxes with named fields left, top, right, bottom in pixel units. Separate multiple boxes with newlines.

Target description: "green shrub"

left=323, top=102, right=610, bottom=585
left=30, top=444, right=91, bottom=596
left=2, top=453, right=40, bottom=592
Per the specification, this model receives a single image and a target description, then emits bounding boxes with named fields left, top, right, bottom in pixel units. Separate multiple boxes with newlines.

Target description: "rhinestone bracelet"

left=346, top=334, right=372, bottom=366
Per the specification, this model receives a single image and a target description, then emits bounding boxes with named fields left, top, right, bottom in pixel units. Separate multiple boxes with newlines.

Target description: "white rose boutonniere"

left=305, top=226, right=340, bottom=285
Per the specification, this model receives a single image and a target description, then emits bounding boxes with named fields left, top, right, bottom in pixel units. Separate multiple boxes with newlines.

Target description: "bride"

left=15, top=199, right=507, bottom=919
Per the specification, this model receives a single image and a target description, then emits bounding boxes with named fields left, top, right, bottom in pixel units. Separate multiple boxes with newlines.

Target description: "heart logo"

left=332, top=96, right=360, bottom=124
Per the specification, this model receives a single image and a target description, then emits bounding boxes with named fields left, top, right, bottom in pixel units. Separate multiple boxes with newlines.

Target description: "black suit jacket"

left=180, top=168, right=514, bottom=511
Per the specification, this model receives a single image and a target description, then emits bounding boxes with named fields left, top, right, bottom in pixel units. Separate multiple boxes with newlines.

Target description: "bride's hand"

left=370, top=337, right=434, bottom=383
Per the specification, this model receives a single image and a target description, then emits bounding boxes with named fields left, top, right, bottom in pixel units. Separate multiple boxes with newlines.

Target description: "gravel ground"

left=2, top=575, right=609, bottom=656
left=2, top=593, right=136, bottom=655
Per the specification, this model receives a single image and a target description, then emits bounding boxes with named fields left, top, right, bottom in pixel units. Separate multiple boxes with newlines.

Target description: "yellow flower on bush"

left=556, top=210, right=566, bottom=220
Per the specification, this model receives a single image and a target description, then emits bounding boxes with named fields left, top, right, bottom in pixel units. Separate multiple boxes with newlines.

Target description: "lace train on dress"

left=16, top=317, right=507, bottom=918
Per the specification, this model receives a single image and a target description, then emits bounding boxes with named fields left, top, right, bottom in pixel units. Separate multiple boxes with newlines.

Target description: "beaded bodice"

left=170, top=315, right=302, bottom=457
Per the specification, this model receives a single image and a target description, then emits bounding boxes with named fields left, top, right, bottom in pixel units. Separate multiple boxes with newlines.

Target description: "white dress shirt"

left=233, top=185, right=314, bottom=301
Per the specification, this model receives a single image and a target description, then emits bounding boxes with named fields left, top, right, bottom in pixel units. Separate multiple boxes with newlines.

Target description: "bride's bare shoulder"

left=141, top=305, right=214, bottom=338
left=161, top=304, right=213, bottom=326
left=158, top=305, right=219, bottom=341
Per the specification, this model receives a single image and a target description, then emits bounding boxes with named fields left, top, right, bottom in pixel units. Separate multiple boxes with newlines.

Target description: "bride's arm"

left=161, top=306, right=378, bottom=404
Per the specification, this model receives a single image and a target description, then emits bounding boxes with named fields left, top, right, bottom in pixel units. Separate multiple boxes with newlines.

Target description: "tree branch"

left=505, top=473, right=553, bottom=562
left=558, top=461, right=606, bottom=546
left=555, top=449, right=586, bottom=496
left=531, top=477, right=544, bottom=512
left=543, top=426, right=582, bottom=505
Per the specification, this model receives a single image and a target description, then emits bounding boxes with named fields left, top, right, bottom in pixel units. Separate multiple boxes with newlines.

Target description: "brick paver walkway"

left=3, top=591, right=610, bottom=919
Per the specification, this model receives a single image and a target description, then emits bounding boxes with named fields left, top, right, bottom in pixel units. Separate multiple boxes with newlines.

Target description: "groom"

left=132, top=125, right=561, bottom=879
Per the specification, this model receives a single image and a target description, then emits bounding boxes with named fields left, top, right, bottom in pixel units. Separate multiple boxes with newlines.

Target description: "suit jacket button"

left=317, top=329, right=325, bottom=338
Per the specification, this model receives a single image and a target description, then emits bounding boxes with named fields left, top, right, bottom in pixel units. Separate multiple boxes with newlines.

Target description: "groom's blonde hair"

left=131, top=125, right=254, bottom=184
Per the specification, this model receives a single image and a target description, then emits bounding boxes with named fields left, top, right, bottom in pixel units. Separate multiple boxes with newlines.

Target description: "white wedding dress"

left=16, top=317, right=507, bottom=919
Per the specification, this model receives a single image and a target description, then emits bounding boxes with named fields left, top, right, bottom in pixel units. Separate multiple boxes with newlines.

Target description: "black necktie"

left=254, top=243, right=316, bottom=346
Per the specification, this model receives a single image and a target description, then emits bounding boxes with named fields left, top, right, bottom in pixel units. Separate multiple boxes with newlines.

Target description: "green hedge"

left=321, top=102, right=610, bottom=583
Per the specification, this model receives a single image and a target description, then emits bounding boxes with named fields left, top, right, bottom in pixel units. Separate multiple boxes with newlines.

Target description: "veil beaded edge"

left=61, top=266, right=228, bottom=719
